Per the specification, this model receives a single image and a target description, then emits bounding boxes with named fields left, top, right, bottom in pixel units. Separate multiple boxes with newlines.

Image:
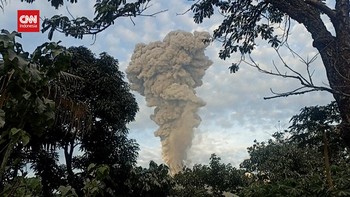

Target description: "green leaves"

left=191, top=0, right=286, bottom=70
left=87, top=164, right=110, bottom=180
left=0, top=29, right=71, bottom=186
left=0, top=176, right=43, bottom=197
left=127, top=161, right=173, bottom=197
left=229, top=63, right=239, bottom=73
left=0, top=29, right=55, bottom=132
left=58, top=185, right=78, bottom=197
left=81, top=164, right=113, bottom=196
left=41, top=0, right=154, bottom=40
left=32, top=41, right=72, bottom=78
left=268, top=35, right=281, bottom=48
left=9, top=128, right=30, bottom=146
left=172, top=154, right=244, bottom=196
left=238, top=102, right=350, bottom=196
left=191, top=0, right=217, bottom=24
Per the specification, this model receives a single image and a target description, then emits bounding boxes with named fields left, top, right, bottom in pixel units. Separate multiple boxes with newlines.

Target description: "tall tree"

left=190, top=0, right=350, bottom=147
left=0, top=31, right=140, bottom=195
left=53, top=46, right=139, bottom=196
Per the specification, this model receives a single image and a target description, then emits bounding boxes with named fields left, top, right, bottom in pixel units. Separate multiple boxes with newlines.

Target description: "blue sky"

left=1, top=0, right=334, bottom=168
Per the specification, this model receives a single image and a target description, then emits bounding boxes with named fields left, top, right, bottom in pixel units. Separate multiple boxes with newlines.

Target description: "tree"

left=239, top=102, right=350, bottom=196
left=288, top=101, right=344, bottom=189
left=190, top=0, right=350, bottom=148
left=1, top=0, right=166, bottom=40
left=0, top=30, right=140, bottom=195
left=127, top=161, right=174, bottom=197
left=0, top=30, right=70, bottom=190
left=172, top=154, right=244, bottom=197
left=1, top=1, right=160, bottom=195
left=239, top=133, right=327, bottom=196
left=43, top=46, right=139, bottom=195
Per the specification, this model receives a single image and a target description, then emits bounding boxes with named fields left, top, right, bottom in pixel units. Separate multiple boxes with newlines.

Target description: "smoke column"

left=126, top=30, right=213, bottom=174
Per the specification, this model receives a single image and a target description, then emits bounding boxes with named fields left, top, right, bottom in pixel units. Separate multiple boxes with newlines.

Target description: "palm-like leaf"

left=50, top=71, right=90, bottom=132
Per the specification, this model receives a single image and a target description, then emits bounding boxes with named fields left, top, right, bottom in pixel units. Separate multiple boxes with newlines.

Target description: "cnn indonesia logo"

left=17, top=10, right=40, bottom=32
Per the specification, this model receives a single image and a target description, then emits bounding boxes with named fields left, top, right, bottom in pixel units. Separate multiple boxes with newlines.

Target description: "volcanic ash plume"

left=126, top=30, right=213, bottom=174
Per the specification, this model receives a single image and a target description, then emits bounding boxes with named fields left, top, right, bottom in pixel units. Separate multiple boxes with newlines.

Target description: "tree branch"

left=305, top=0, right=337, bottom=21
left=241, top=41, right=350, bottom=99
left=42, top=1, right=168, bottom=40
left=268, top=0, right=334, bottom=49
left=264, top=88, right=325, bottom=99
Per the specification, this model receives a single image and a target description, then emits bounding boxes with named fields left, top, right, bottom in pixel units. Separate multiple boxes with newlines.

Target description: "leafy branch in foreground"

left=0, top=29, right=70, bottom=186
left=0, top=29, right=140, bottom=196
left=40, top=0, right=167, bottom=40
left=1, top=0, right=167, bottom=40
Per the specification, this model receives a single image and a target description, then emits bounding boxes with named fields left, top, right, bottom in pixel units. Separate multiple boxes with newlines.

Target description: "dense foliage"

left=0, top=30, right=140, bottom=196
left=0, top=30, right=69, bottom=189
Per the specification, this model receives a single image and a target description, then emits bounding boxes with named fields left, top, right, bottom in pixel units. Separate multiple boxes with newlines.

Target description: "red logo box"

left=17, top=10, right=40, bottom=32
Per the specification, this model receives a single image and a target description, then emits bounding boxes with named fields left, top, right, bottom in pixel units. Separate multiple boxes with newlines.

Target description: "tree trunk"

left=63, top=140, right=84, bottom=196
left=315, top=0, right=350, bottom=148
left=63, top=141, right=75, bottom=182
left=269, top=0, right=350, bottom=148
left=312, top=33, right=350, bottom=148
left=323, top=131, right=334, bottom=190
